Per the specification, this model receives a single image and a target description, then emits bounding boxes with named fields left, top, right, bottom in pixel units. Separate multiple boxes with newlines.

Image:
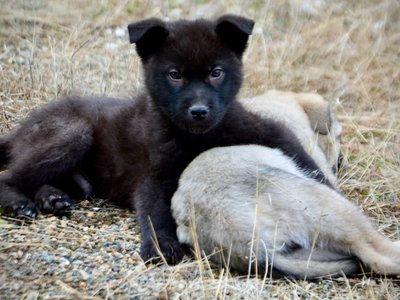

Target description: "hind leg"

left=348, top=232, right=400, bottom=275
left=310, top=185, right=400, bottom=275
left=333, top=211, right=400, bottom=275
left=0, top=118, right=93, bottom=217
left=0, top=180, right=83, bottom=218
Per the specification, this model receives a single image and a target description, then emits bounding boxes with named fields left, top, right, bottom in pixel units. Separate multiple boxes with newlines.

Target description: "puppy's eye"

left=169, top=70, right=182, bottom=80
left=210, top=67, right=223, bottom=79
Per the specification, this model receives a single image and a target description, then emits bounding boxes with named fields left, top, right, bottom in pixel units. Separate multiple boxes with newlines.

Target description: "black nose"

left=188, top=105, right=209, bottom=121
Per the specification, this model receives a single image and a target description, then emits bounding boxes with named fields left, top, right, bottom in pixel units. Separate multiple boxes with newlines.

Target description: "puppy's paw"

left=141, top=234, right=183, bottom=265
left=34, top=185, right=73, bottom=215
left=10, top=199, right=38, bottom=218
left=0, top=190, right=38, bottom=218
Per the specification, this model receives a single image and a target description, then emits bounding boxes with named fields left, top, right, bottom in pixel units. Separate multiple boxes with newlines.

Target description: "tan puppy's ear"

left=296, top=93, right=332, bottom=135
left=296, top=93, right=343, bottom=172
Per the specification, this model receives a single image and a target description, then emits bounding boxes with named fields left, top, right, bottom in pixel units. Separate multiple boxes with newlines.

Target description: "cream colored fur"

left=171, top=91, right=400, bottom=278
left=240, top=90, right=342, bottom=184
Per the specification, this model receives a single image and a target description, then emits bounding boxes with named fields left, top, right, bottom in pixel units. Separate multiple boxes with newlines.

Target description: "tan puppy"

left=240, top=90, right=342, bottom=185
left=171, top=91, right=400, bottom=278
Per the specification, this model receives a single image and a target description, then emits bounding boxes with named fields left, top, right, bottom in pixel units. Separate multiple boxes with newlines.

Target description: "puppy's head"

left=128, top=15, right=254, bottom=134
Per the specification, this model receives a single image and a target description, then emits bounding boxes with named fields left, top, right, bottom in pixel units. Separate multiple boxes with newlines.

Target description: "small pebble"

left=79, top=270, right=90, bottom=281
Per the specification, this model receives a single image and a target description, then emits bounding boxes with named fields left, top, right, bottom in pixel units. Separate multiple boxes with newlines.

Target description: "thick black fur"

left=0, top=15, right=331, bottom=264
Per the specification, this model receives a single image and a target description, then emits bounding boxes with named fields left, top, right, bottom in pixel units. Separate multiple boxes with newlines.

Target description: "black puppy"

left=0, top=15, right=331, bottom=263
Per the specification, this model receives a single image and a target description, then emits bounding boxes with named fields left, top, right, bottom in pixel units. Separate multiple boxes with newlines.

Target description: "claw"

left=23, top=208, right=38, bottom=218
left=12, top=202, right=26, bottom=212
left=16, top=206, right=38, bottom=218
left=54, top=200, right=71, bottom=211
left=48, top=194, right=62, bottom=202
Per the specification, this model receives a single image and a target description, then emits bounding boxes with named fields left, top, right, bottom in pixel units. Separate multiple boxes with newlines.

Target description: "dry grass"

left=0, top=0, right=399, bottom=299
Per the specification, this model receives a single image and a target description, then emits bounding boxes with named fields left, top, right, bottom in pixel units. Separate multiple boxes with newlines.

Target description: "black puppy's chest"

left=153, top=129, right=230, bottom=174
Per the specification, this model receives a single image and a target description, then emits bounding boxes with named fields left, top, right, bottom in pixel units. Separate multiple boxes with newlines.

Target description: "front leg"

left=222, top=105, right=333, bottom=188
left=134, top=177, right=183, bottom=264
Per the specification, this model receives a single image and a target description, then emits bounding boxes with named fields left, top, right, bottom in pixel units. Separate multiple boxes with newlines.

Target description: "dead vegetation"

left=0, top=0, right=399, bottom=299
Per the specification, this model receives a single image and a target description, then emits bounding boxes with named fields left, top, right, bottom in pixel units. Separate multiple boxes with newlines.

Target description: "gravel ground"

left=1, top=200, right=400, bottom=299
left=0, top=200, right=284, bottom=299
left=1, top=201, right=143, bottom=299
left=1, top=201, right=208, bottom=299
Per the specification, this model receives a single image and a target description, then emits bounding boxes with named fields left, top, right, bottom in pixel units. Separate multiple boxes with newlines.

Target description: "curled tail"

left=0, top=135, right=10, bottom=167
left=271, top=249, right=360, bottom=279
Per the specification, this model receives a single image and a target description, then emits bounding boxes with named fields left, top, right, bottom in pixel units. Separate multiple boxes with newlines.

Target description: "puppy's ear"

left=127, top=18, right=169, bottom=61
left=297, top=94, right=332, bottom=135
left=215, top=15, right=254, bottom=57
